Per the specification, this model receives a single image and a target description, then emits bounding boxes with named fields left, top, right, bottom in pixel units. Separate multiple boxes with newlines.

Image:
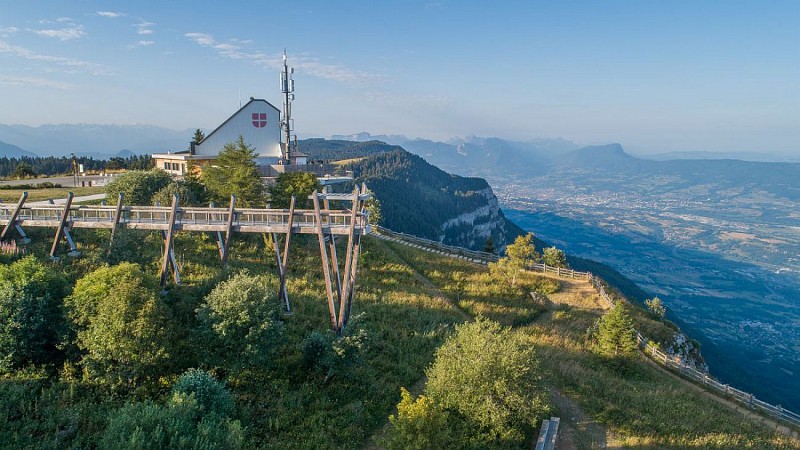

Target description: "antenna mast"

left=280, top=50, right=295, bottom=165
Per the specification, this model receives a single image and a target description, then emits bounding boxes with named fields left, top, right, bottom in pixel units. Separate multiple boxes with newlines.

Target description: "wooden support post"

left=221, top=195, right=236, bottom=265
left=208, top=202, right=225, bottom=261
left=341, top=231, right=362, bottom=329
left=109, top=193, right=124, bottom=245
left=276, top=196, right=295, bottom=313
left=322, top=187, right=343, bottom=305
left=338, top=187, right=360, bottom=329
left=50, top=192, right=74, bottom=258
left=312, top=190, right=339, bottom=331
left=160, top=194, right=179, bottom=287
left=1, top=191, right=27, bottom=242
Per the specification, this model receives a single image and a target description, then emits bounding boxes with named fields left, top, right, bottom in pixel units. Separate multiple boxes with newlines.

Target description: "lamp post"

left=71, top=153, right=77, bottom=187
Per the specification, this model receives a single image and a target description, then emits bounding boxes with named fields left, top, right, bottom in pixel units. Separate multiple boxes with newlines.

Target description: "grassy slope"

left=1, top=226, right=797, bottom=449
left=382, top=242, right=800, bottom=449
left=0, top=186, right=103, bottom=203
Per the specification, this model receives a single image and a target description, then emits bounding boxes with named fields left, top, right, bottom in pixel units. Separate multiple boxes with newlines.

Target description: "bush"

left=644, top=296, right=666, bottom=319
left=300, top=324, right=368, bottom=382
left=65, top=263, right=171, bottom=388
left=424, top=317, right=548, bottom=446
left=542, top=246, right=567, bottom=268
left=172, top=368, right=234, bottom=417
left=152, top=178, right=208, bottom=207
left=100, top=400, right=243, bottom=450
left=196, top=272, right=284, bottom=371
left=0, top=256, right=67, bottom=373
left=105, top=169, right=172, bottom=206
left=384, top=387, right=459, bottom=450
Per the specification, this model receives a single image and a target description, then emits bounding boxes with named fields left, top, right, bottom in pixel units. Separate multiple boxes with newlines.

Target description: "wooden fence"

left=373, top=225, right=500, bottom=265
left=588, top=276, right=800, bottom=429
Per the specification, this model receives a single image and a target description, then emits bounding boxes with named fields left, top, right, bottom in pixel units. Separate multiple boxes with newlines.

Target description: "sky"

left=0, top=0, right=798, bottom=154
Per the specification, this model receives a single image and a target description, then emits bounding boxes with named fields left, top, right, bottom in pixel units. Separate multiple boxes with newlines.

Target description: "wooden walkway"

left=0, top=194, right=369, bottom=236
left=1, top=189, right=371, bottom=334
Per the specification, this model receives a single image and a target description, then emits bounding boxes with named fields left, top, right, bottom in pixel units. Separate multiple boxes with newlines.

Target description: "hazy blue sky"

left=1, top=1, right=797, bottom=154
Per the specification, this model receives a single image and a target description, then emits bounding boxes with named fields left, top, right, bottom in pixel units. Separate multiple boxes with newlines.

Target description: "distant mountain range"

left=0, top=139, right=36, bottom=158
left=0, top=123, right=196, bottom=159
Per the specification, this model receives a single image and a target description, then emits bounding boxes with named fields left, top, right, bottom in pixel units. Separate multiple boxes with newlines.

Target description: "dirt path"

left=373, top=238, right=471, bottom=320
left=547, top=387, right=618, bottom=449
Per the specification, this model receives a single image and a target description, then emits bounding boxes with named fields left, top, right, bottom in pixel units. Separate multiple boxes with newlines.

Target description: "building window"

left=163, top=162, right=169, bottom=170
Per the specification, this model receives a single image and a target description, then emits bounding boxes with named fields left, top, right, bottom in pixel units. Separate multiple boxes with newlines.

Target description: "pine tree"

left=596, top=303, right=638, bottom=358
left=201, top=136, right=266, bottom=207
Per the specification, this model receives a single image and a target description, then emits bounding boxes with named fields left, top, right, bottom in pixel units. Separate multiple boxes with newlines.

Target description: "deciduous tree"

left=0, top=257, right=66, bottom=373
left=424, top=317, right=548, bottom=446
left=196, top=272, right=284, bottom=371
left=104, top=169, right=172, bottom=205
left=66, top=263, right=171, bottom=388
left=645, top=296, right=666, bottom=319
left=542, top=246, right=567, bottom=268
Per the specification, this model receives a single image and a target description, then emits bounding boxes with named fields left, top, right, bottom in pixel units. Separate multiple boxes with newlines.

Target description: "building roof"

left=198, top=98, right=281, bottom=148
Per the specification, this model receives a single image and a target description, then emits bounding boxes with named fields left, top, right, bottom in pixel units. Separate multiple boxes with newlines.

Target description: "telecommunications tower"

left=280, top=50, right=295, bottom=165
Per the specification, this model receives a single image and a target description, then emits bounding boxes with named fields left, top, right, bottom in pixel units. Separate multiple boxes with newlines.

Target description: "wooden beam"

left=312, top=190, right=338, bottom=330
left=209, top=201, right=224, bottom=259
left=109, top=192, right=124, bottom=245
left=160, top=194, right=179, bottom=287
left=338, top=187, right=360, bottom=329
left=342, top=232, right=363, bottom=329
left=49, top=192, right=74, bottom=258
left=221, top=195, right=236, bottom=265
left=340, top=184, right=368, bottom=328
left=0, top=191, right=27, bottom=241
left=322, top=187, right=343, bottom=305
left=278, top=196, right=296, bottom=312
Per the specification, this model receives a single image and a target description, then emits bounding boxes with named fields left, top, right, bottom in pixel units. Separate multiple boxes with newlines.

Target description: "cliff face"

left=347, top=149, right=520, bottom=251
left=438, top=187, right=518, bottom=251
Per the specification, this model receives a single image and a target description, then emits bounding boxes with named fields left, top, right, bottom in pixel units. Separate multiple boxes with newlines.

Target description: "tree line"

left=0, top=155, right=153, bottom=179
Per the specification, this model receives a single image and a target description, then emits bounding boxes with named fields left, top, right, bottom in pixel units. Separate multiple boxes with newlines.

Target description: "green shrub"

left=0, top=256, right=67, bottom=373
left=172, top=368, right=234, bottom=417
left=425, top=317, right=548, bottom=447
left=384, top=387, right=460, bottom=450
left=152, top=178, right=208, bottom=207
left=100, top=400, right=243, bottom=450
left=300, top=323, right=368, bottom=382
left=105, top=169, right=172, bottom=206
left=65, top=263, right=171, bottom=388
left=196, top=272, right=284, bottom=371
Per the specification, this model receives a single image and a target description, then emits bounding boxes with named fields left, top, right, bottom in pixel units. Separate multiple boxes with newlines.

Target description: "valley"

left=499, top=179, right=800, bottom=411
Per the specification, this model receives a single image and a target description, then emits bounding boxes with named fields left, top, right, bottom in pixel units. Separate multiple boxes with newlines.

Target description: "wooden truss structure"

left=0, top=189, right=371, bottom=332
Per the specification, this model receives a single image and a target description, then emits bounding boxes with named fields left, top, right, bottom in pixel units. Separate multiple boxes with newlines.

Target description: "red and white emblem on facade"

left=252, top=113, right=267, bottom=128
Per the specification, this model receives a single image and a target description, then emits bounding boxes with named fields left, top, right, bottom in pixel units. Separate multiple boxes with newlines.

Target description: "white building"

left=152, top=97, right=287, bottom=175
